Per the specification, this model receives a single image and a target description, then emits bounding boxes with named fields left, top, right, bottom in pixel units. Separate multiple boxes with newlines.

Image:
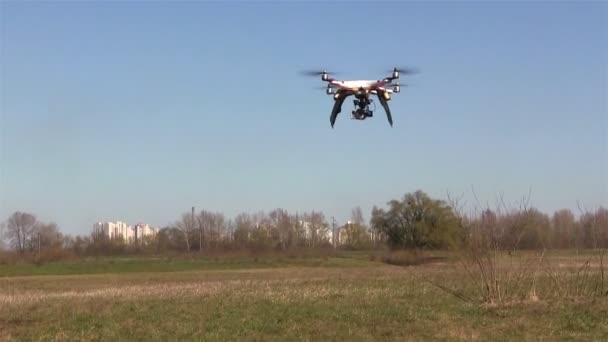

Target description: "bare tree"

left=5, top=212, right=37, bottom=253
left=211, top=212, right=226, bottom=247
left=552, top=209, right=576, bottom=249
left=303, top=211, right=328, bottom=247
left=250, top=211, right=272, bottom=250
left=36, top=222, right=63, bottom=250
left=251, top=211, right=267, bottom=228
left=175, top=212, right=195, bottom=253
left=197, top=210, right=212, bottom=252
left=269, top=209, right=291, bottom=250
left=233, top=212, right=253, bottom=248
left=0, top=222, right=5, bottom=251
left=351, top=206, right=365, bottom=227
left=225, top=218, right=235, bottom=246
left=196, top=210, right=227, bottom=250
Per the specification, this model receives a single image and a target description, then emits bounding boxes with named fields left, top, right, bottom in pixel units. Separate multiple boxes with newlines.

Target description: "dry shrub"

left=160, top=247, right=338, bottom=264
left=458, top=247, right=543, bottom=304
left=0, top=248, right=77, bottom=266
left=381, top=249, right=445, bottom=267
left=38, top=248, right=77, bottom=263
left=0, top=251, right=20, bottom=266
left=443, top=191, right=607, bottom=306
left=543, top=249, right=607, bottom=299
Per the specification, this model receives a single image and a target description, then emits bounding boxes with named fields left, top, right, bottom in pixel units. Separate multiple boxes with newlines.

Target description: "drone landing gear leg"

left=330, top=92, right=348, bottom=128
left=376, top=90, right=393, bottom=127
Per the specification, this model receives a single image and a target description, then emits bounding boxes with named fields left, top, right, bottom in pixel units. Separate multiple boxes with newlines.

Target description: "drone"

left=302, top=66, right=417, bottom=128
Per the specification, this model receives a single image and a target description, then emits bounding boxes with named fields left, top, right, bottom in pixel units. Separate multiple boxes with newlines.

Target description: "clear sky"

left=1, top=1, right=606, bottom=235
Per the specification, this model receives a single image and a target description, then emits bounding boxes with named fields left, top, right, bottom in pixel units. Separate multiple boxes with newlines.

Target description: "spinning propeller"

left=387, top=66, right=419, bottom=75
left=298, top=69, right=339, bottom=77
left=384, top=82, right=407, bottom=88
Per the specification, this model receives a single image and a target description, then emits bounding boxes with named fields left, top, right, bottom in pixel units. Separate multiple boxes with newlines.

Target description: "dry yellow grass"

left=1, top=254, right=607, bottom=340
left=0, top=266, right=400, bottom=305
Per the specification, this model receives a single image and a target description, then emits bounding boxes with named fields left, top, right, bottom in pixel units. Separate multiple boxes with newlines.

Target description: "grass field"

left=1, top=251, right=607, bottom=340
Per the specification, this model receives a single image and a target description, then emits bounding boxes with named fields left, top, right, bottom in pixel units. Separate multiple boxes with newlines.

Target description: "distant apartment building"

left=299, top=220, right=334, bottom=245
left=133, top=223, right=157, bottom=242
left=93, top=221, right=157, bottom=243
left=93, top=221, right=134, bottom=241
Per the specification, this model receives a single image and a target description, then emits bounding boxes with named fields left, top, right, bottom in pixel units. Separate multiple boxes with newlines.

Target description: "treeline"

left=1, top=190, right=607, bottom=263
left=370, top=190, right=608, bottom=251
left=0, top=207, right=379, bottom=262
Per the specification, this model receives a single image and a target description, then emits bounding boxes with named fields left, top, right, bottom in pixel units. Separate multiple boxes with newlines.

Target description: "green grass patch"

left=0, top=254, right=371, bottom=277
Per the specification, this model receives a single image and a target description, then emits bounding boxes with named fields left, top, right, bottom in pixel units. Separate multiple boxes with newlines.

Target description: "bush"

left=381, top=249, right=446, bottom=267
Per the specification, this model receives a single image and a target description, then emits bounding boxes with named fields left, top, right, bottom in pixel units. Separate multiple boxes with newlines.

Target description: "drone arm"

left=325, top=78, right=342, bottom=87
left=376, top=90, right=393, bottom=127
left=374, top=76, right=396, bottom=89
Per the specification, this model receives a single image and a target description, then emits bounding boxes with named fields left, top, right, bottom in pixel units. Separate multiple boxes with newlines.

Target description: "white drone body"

left=326, top=80, right=398, bottom=94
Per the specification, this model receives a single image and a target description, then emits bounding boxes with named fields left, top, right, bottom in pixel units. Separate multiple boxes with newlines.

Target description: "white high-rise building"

left=93, top=221, right=135, bottom=242
left=133, top=223, right=158, bottom=241
left=93, top=221, right=158, bottom=243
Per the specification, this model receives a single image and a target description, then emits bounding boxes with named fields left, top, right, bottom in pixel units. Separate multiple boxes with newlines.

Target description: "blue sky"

left=1, top=2, right=606, bottom=235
